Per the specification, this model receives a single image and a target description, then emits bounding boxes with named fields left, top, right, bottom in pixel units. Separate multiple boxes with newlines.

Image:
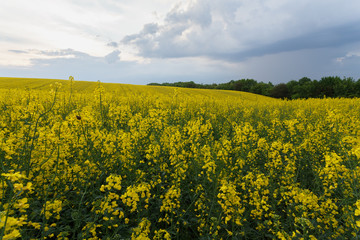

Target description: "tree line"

left=148, top=76, right=360, bottom=99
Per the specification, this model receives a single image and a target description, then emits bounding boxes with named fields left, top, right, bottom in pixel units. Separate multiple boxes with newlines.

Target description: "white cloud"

left=336, top=51, right=360, bottom=63
left=0, top=0, right=176, bottom=66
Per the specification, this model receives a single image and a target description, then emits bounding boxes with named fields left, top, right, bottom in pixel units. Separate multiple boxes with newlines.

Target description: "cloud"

left=28, top=48, right=122, bottom=64
left=8, top=50, right=28, bottom=54
left=4, top=48, right=121, bottom=67
left=238, top=48, right=343, bottom=83
left=122, top=1, right=217, bottom=58
left=122, top=23, right=159, bottom=43
left=36, top=49, right=91, bottom=58
left=8, top=48, right=91, bottom=58
left=165, top=0, right=212, bottom=28
left=2, top=0, right=360, bottom=85
left=3, top=44, right=360, bottom=86
left=2, top=48, right=93, bottom=66
left=222, top=21, right=360, bottom=61
left=336, top=49, right=360, bottom=63
left=122, top=0, right=360, bottom=61
left=1, top=49, right=240, bottom=85
left=105, top=50, right=121, bottom=63
left=107, top=41, right=119, bottom=48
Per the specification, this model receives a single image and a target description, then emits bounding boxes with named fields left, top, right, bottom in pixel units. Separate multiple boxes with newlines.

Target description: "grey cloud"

left=122, top=23, right=159, bottom=43
left=223, top=21, right=360, bottom=61
left=165, top=1, right=212, bottom=28
left=122, top=20, right=207, bottom=58
left=267, top=22, right=360, bottom=52
left=3, top=45, right=360, bottom=86
left=9, top=53, right=133, bottom=83
left=4, top=50, right=231, bottom=85
left=105, top=50, right=121, bottom=64
left=107, top=41, right=119, bottom=48
left=6, top=48, right=94, bottom=68
left=34, top=48, right=91, bottom=58
left=33, top=48, right=122, bottom=65
left=122, top=1, right=216, bottom=58
left=8, top=49, right=28, bottom=54
left=120, top=0, right=269, bottom=59
left=122, top=34, right=137, bottom=43
left=26, top=48, right=122, bottom=65
left=8, top=48, right=92, bottom=58
left=122, top=0, right=360, bottom=61
left=143, top=23, right=159, bottom=35
left=4, top=0, right=360, bottom=86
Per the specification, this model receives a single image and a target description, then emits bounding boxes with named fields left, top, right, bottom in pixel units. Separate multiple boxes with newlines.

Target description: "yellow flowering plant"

left=0, top=77, right=360, bottom=239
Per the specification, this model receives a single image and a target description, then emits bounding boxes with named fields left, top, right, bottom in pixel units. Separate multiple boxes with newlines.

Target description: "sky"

left=1, top=0, right=360, bottom=85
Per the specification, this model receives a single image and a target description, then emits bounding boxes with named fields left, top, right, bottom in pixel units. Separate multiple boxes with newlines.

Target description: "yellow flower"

left=357, top=220, right=360, bottom=228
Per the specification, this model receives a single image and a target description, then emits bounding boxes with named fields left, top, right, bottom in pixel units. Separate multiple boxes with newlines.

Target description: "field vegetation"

left=1, top=77, right=360, bottom=239
left=149, top=76, right=360, bottom=99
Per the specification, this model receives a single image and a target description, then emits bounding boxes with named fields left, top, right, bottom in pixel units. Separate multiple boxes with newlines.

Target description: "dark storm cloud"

left=122, top=0, right=360, bottom=62
left=269, top=22, right=360, bottom=51
left=224, top=21, right=360, bottom=61
left=122, top=1, right=215, bottom=58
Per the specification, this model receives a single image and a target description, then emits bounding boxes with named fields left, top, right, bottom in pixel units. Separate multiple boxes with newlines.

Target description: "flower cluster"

left=1, top=78, right=360, bottom=239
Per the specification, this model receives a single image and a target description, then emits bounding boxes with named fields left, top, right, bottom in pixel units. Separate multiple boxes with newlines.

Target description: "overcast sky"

left=1, top=0, right=360, bottom=85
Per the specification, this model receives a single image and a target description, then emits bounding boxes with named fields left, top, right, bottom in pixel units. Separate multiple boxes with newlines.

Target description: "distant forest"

left=148, top=76, right=360, bottom=99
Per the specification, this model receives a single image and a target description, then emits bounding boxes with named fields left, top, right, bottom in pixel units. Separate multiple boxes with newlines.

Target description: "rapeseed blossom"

left=1, top=79, right=360, bottom=239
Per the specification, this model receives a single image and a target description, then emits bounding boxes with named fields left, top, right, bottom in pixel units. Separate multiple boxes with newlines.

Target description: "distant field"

left=0, top=76, right=274, bottom=102
left=1, top=76, right=360, bottom=239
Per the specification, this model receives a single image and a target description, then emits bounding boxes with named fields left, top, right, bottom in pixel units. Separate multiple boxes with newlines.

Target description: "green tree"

left=270, top=83, right=290, bottom=99
left=317, top=76, right=342, bottom=97
left=234, top=79, right=257, bottom=92
left=250, top=82, right=273, bottom=96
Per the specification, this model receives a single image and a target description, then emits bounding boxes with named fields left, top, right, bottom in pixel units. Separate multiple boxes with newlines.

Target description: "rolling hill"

left=0, top=76, right=275, bottom=102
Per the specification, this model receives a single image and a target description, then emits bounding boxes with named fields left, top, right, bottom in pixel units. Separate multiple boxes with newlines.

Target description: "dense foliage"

left=1, top=78, right=360, bottom=239
left=149, top=76, right=360, bottom=99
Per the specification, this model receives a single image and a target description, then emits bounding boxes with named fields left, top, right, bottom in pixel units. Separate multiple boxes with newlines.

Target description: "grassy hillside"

left=0, top=76, right=275, bottom=102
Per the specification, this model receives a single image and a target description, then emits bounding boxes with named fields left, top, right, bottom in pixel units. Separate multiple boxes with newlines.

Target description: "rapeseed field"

left=1, top=77, right=360, bottom=239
